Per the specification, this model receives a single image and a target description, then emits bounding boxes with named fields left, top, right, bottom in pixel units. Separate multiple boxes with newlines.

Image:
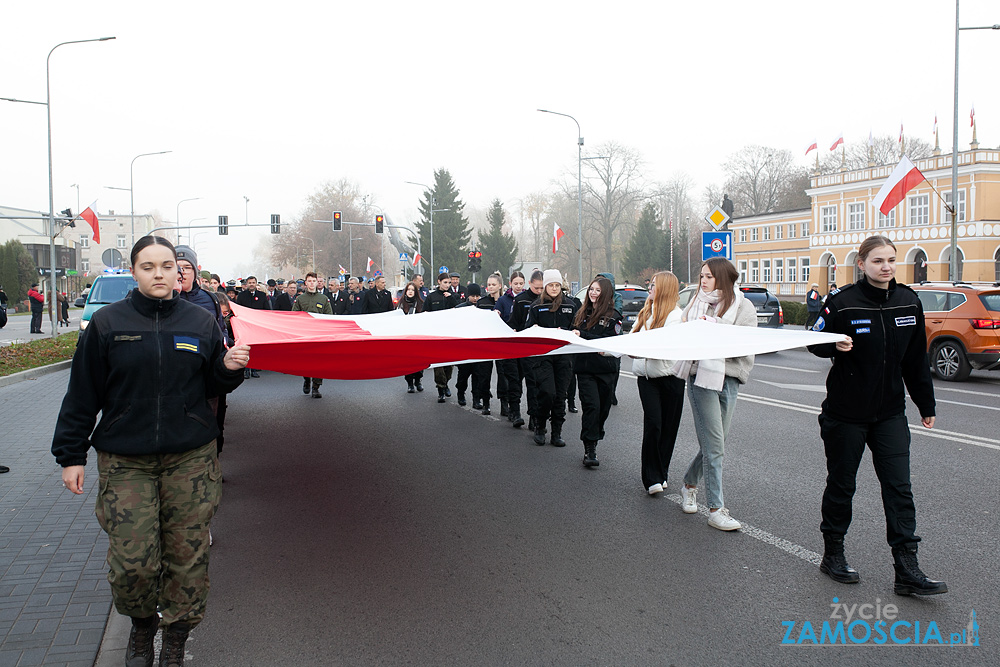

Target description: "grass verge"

left=0, top=331, right=79, bottom=377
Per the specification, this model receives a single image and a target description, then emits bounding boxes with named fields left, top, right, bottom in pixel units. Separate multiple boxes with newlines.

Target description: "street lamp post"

left=45, top=37, right=116, bottom=337
left=176, top=198, right=200, bottom=245
left=949, top=2, right=999, bottom=280
left=686, top=216, right=692, bottom=283
left=130, top=151, right=171, bottom=247
left=538, top=109, right=584, bottom=286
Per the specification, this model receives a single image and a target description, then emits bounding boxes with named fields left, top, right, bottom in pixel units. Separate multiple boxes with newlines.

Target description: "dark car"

left=738, top=286, right=783, bottom=328
left=574, top=284, right=648, bottom=332
left=74, top=296, right=86, bottom=307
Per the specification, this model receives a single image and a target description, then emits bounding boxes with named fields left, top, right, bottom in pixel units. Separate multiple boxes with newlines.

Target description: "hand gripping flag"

left=552, top=222, right=565, bottom=253
left=871, top=156, right=926, bottom=216
left=80, top=201, right=100, bottom=244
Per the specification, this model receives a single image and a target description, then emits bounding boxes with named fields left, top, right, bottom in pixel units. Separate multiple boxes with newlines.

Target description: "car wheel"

left=933, top=340, right=971, bottom=382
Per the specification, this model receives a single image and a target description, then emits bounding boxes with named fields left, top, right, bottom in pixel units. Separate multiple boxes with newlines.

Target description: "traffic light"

left=332, top=211, right=342, bottom=231
left=468, top=251, right=476, bottom=272
left=467, top=250, right=482, bottom=273
left=375, top=214, right=384, bottom=234
left=60, top=208, right=76, bottom=228
left=218, top=215, right=228, bottom=236
left=270, top=213, right=280, bottom=234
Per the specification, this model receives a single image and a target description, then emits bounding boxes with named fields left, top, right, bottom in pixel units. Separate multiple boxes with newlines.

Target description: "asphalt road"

left=186, top=350, right=998, bottom=666
left=0, top=308, right=81, bottom=345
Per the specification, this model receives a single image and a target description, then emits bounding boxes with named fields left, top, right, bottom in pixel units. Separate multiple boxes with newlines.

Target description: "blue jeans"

left=683, top=375, right=740, bottom=510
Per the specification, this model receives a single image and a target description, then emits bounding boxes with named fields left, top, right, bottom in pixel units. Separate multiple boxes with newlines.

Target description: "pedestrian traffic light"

left=333, top=211, right=342, bottom=231
left=219, top=215, right=228, bottom=236
left=270, top=213, right=280, bottom=234
left=375, top=214, right=384, bottom=234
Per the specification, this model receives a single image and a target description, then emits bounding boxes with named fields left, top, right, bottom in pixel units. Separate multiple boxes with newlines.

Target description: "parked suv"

left=574, top=284, right=648, bottom=331
left=910, top=281, right=1000, bottom=381
left=738, top=285, right=783, bottom=328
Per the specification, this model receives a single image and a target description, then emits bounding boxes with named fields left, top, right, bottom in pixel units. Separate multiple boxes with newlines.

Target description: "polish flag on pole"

left=805, top=139, right=818, bottom=156
left=933, top=115, right=938, bottom=135
left=80, top=201, right=100, bottom=244
left=871, top=156, right=927, bottom=216
left=366, top=257, right=374, bottom=273
left=829, top=132, right=844, bottom=151
left=411, top=252, right=421, bottom=267
left=552, top=221, right=565, bottom=254
left=971, top=105, right=975, bottom=128
left=898, top=123, right=904, bottom=145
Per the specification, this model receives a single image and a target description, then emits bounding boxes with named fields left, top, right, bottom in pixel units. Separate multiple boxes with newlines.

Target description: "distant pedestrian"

left=398, top=281, right=425, bottom=393
left=266, top=279, right=280, bottom=308
left=423, top=272, right=457, bottom=402
left=274, top=281, right=296, bottom=311
left=449, top=272, right=466, bottom=302
left=0, top=284, right=7, bottom=329
left=504, top=270, right=543, bottom=428
left=59, top=292, right=70, bottom=326
left=805, top=283, right=822, bottom=329
left=361, top=275, right=394, bottom=313
left=631, top=271, right=684, bottom=494
left=292, top=272, right=333, bottom=398
left=676, top=258, right=756, bottom=531
left=28, top=283, right=44, bottom=333
left=412, top=273, right=430, bottom=301
left=52, top=235, right=248, bottom=667
left=235, top=275, right=270, bottom=377
left=494, top=271, right=525, bottom=420
left=324, top=278, right=349, bottom=314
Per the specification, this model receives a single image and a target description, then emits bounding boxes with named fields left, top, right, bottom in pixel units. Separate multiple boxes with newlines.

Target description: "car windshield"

left=980, top=293, right=1000, bottom=313
left=89, top=278, right=137, bottom=304
left=741, top=290, right=769, bottom=306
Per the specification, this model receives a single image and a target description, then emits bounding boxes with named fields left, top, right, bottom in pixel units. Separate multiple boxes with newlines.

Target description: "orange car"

left=910, top=282, right=1000, bottom=381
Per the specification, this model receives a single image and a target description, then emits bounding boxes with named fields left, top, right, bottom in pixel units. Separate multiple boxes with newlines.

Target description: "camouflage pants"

left=95, top=440, right=221, bottom=629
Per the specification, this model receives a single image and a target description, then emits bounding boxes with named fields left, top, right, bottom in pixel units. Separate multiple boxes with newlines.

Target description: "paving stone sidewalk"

left=0, top=369, right=111, bottom=667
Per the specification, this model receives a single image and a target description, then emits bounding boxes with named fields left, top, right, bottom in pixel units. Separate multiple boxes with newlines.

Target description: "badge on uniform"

left=615, top=322, right=622, bottom=335
left=174, top=335, right=200, bottom=353
left=812, top=316, right=825, bottom=331
left=855, top=327, right=870, bottom=334
left=895, top=316, right=916, bottom=327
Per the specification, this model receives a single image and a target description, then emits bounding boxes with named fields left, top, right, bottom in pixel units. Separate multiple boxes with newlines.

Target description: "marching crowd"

left=47, top=234, right=948, bottom=667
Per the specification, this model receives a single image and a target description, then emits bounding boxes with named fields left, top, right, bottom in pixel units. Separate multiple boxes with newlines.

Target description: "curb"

left=0, top=360, right=72, bottom=388
left=94, top=611, right=130, bottom=667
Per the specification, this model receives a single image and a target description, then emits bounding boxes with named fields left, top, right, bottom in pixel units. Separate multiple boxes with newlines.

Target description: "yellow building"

left=730, top=148, right=1000, bottom=297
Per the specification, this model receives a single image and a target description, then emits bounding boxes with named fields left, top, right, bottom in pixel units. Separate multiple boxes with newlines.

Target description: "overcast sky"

left=2, top=0, right=997, bottom=277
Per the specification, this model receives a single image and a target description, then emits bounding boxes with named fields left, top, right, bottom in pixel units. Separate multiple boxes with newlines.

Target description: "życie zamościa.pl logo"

left=781, top=598, right=980, bottom=647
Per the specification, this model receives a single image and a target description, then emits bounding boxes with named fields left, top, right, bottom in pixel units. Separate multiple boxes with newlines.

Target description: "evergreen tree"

left=476, top=199, right=520, bottom=279
left=0, top=240, right=36, bottom=303
left=413, top=169, right=472, bottom=279
left=622, top=203, right=666, bottom=279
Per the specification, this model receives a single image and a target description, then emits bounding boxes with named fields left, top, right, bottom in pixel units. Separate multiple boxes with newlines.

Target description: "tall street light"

left=130, top=150, right=171, bottom=247
left=949, top=2, right=999, bottom=280
left=176, top=197, right=200, bottom=245
left=538, top=109, right=584, bottom=286
left=45, top=37, right=116, bottom=337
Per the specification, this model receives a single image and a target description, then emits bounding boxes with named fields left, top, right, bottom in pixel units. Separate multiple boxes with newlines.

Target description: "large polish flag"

left=829, top=132, right=844, bottom=151
left=871, top=156, right=926, bottom=216
left=80, top=201, right=100, bottom=244
left=552, top=222, right=565, bottom=253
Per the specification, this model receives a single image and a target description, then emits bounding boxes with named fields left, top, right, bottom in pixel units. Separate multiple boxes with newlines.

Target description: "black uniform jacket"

left=273, top=292, right=294, bottom=311
left=423, top=288, right=456, bottom=312
left=235, top=288, right=271, bottom=310
left=361, top=288, right=394, bottom=314
left=506, top=289, right=541, bottom=331
left=51, top=290, right=245, bottom=467
left=574, top=309, right=623, bottom=375
left=525, top=297, right=578, bottom=331
left=808, top=278, right=935, bottom=423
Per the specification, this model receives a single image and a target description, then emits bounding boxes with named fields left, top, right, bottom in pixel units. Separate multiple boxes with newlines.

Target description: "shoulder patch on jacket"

left=174, top=335, right=200, bottom=353
left=812, top=316, right=825, bottom=331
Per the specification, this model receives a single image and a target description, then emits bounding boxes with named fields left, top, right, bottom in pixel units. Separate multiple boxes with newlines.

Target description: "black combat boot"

left=407, top=379, right=415, bottom=393
left=311, top=384, right=322, bottom=399
left=550, top=423, right=566, bottom=447
left=125, top=615, right=158, bottom=667
left=438, top=388, right=446, bottom=403
left=819, top=535, right=860, bottom=584
left=500, top=403, right=508, bottom=417
left=472, top=398, right=483, bottom=410
left=481, top=400, right=491, bottom=416
left=528, top=415, right=537, bottom=431
left=583, top=441, right=599, bottom=467
left=892, top=544, right=948, bottom=596
left=444, top=387, right=452, bottom=397
left=158, top=622, right=190, bottom=667
left=567, top=398, right=578, bottom=413
left=533, top=421, right=547, bottom=446
left=510, top=407, right=524, bottom=428
left=415, top=380, right=424, bottom=392
left=303, top=377, right=311, bottom=394
left=457, top=392, right=467, bottom=406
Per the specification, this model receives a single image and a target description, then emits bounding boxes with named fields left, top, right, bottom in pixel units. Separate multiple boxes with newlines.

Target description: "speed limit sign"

left=702, top=231, right=732, bottom=261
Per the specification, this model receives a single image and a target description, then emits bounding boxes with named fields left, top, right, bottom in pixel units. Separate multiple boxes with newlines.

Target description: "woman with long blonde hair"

left=631, top=271, right=685, bottom=495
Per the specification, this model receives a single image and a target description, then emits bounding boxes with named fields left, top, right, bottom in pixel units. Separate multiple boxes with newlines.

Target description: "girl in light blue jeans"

left=674, top=258, right=756, bottom=531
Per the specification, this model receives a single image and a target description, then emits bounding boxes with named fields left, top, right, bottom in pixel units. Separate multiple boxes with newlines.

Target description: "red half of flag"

left=412, top=252, right=421, bottom=267
left=829, top=133, right=844, bottom=151
left=805, top=140, right=818, bottom=156
left=871, top=156, right=926, bottom=216
left=552, top=222, right=565, bottom=254
left=971, top=106, right=975, bottom=128
left=366, top=257, right=374, bottom=272
left=80, top=201, right=100, bottom=244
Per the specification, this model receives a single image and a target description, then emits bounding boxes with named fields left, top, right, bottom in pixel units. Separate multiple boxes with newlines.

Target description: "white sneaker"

left=708, top=507, right=741, bottom=531
left=647, top=483, right=663, bottom=495
left=680, top=486, right=698, bottom=514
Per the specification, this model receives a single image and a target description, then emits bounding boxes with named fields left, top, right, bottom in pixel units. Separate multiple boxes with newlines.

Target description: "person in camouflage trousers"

left=291, top=272, right=333, bottom=398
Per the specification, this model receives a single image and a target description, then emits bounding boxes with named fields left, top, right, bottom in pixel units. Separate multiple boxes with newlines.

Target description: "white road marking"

left=933, top=384, right=1000, bottom=397
left=753, top=363, right=820, bottom=374
left=934, top=397, right=1000, bottom=412
left=754, top=379, right=827, bottom=393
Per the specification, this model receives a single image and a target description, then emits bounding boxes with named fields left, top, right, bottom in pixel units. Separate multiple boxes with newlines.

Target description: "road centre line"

left=934, top=397, right=1000, bottom=412
left=753, top=363, right=820, bottom=373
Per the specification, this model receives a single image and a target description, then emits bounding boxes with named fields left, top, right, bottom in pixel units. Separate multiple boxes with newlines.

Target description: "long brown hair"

left=573, top=276, right=614, bottom=329
left=398, top=281, right=423, bottom=314
left=633, top=271, right=679, bottom=332
left=703, top=257, right=739, bottom=317
left=538, top=284, right=564, bottom=311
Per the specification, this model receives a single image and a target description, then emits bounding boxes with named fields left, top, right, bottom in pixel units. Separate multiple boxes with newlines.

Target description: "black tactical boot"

left=158, top=622, right=190, bottom=667
left=510, top=407, right=524, bottom=428
left=472, top=398, right=483, bottom=410
left=528, top=415, right=537, bottom=431
left=407, top=379, right=415, bottom=393
left=311, top=384, right=322, bottom=399
left=444, top=387, right=452, bottom=397
left=415, top=380, right=423, bottom=392
left=481, top=400, right=491, bottom=416
left=567, top=398, right=578, bottom=413
left=303, top=378, right=311, bottom=394
left=550, top=423, right=566, bottom=447
left=533, top=422, right=547, bottom=446
left=457, top=392, right=467, bottom=406
left=437, top=388, right=446, bottom=403
left=892, top=544, right=948, bottom=596
left=819, top=535, right=860, bottom=584
left=583, top=441, right=599, bottom=467
left=126, top=615, right=158, bottom=667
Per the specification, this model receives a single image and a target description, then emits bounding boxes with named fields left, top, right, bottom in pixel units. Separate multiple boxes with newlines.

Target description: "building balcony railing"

left=811, top=149, right=1000, bottom=189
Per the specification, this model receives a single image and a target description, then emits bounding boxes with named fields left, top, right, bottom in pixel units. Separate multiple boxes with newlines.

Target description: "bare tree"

left=579, top=141, right=646, bottom=272
left=516, top=191, right=550, bottom=262
left=722, top=145, right=799, bottom=216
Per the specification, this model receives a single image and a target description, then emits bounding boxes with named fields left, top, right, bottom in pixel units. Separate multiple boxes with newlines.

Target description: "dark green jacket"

left=292, top=291, right=332, bottom=315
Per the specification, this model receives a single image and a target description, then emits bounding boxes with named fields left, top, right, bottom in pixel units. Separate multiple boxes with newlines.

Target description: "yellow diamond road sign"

left=706, top=206, right=730, bottom=230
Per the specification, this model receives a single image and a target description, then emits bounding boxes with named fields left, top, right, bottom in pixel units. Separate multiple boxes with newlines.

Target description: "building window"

left=738, top=260, right=747, bottom=284
left=116, top=234, right=127, bottom=249
left=877, top=209, right=896, bottom=228
left=908, top=195, right=929, bottom=226
left=995, top=248, right=1000, bottom=282
left=847, top=203, right=866, bottom=231
left=788, top=223, right=796, bottom=239
left=801, top=222, right=809, bottom=237
left=800, top=257, right=810, bottom=283
left=787, top=258, right=797, bottom=282
left=775, top=258, right=784, bottom=283
left=750, top=260, right=759, bottom=283
left=942, top=190, right=967, bottom=223
left=739, top=229, right=747, bottom=243
left=762, top=259, right=772, bottom=283
left=763, top=226, right=771, bottom=241
left=775, top=224, right=783, bottom=240
left=751, top=228, right=759, bottom=242
left=81, top=260, right=90, bottom=273
left=821, top=206, right=838, bottom=233
left=80, top=235, right=89, bottom=248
